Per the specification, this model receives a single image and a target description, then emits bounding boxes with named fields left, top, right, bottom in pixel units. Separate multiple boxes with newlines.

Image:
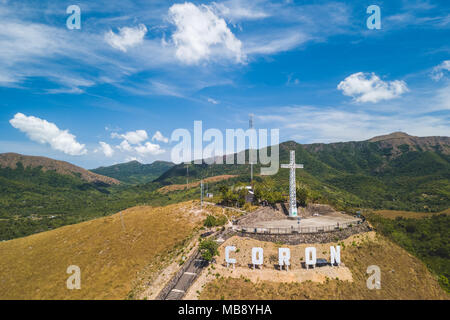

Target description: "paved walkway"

left=165, top=253, right=209, bottom=300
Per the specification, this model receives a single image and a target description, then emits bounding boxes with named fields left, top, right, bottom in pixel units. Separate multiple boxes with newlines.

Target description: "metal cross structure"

left=249, top=113, right=254, bottom=184
left=281, top=150, right=304, bottom=217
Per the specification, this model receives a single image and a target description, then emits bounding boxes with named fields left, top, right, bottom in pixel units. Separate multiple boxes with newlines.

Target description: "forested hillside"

left=158, top=132, right=450, bottom=212
left=91, top=160, right=174, bottom=184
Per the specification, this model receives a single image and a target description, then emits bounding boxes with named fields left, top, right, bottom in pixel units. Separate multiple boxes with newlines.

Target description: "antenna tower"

left=249, top=113, right=254, bottom=184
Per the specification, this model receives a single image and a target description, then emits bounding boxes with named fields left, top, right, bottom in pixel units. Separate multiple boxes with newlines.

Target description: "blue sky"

left=0, top=0, right=449, bottom=168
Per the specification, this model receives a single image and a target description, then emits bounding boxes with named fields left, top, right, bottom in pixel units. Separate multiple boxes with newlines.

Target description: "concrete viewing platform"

left=234, top=203, right=363, bottom=235
left=251, top=213, right=360, bottom=229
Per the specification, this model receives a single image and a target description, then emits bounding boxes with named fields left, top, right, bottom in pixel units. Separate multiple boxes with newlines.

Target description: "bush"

left=204, top=215, right=217, bottom=227
left=204, top=215, right=227, bottom=227
left=199, top=239, right=219, bottom=261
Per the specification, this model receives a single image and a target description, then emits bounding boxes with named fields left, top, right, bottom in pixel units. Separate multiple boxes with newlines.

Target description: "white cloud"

left=105, top=24, right=147, bottom=52
left=152, top=131, right=169, bottom=143
left=212, top=0, right=269, bottom=22
left=111, top=130, right=148, bottom=144
left=286, top=73, right=300, bottom=86
left=337, top=72, right=409, bottom=103
left=135, top=142, right=165, bottom=155
left=112, top=130, right=165, bottom=158
left=125, top=156, right=143, bottom=163
left=434, top=83, right=450, bottom=111
left=98, top=141, right=114, bottom=157
left=116, top=140, right=133, bottom=152
left=207, top=97, right=219, bottom=104
left=244, top=30, right=309, bottom=55
left=168, top=2, right=244, bottom=64
left=256, top=105, right=449, bottom=143
left=9, top=113, right=87, bottom=155
left=431, top=60, right=450, bottom=81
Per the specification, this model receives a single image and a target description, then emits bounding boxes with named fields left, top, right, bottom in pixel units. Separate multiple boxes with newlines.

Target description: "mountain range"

left=0, top=131, right=448, bottom=240
left=155, top=132, right=450, bottom=212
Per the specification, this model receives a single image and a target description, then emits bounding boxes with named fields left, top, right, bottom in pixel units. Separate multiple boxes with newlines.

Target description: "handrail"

left=233, top=220, right=362, bottom=234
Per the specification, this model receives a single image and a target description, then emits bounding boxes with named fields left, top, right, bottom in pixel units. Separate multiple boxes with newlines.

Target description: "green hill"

left=91, top=160, right=174, bottom=184
left=0, top=156, right=179, bottom=240
left=1, top=132, right=448, bottom=241
left=156, top=132, right=450, bottom=212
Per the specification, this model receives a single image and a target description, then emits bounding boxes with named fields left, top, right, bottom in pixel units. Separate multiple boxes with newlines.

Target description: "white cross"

left=281, top=150, right=303, bottom=217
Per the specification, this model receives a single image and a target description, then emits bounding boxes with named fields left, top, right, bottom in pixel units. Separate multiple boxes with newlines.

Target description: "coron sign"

left=225, top=245, right=341, bottom=270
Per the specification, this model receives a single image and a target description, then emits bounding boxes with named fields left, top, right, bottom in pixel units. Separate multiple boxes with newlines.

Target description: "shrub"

left=199, top=239, right=219, bottom=261
left=204, top=215, right=217, bottom=227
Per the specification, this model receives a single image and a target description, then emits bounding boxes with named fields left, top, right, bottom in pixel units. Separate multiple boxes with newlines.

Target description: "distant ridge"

left=91, top=159, right=175, bottom=184
left=367, top=131, right=450, bottom=156
left=304, top=132, right=450, bottom=156
left=0, top=153, right=119, bottom=185
left=368, top=131, right=413, bottom=142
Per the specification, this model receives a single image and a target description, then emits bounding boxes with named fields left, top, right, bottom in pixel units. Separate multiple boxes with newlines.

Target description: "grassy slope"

left=366, top=212, right=450, bottom=292
left=0, top=201, right=205, bottom=299
left=199, top=234, right=448, bottom=300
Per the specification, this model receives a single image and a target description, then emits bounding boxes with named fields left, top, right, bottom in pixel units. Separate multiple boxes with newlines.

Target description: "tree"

left=199, top=239, right=219, bottom=261
left=296, top=184, right=309, bottom=207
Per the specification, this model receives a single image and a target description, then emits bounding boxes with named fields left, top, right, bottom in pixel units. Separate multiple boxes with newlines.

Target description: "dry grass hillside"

left=158, top=174, right=237, bottom=193
left=0, top=153, right=119, bottom=185
left=198, top=233, right=448, bottom=300
left=372, top=208, right=449, bottom=219
left=0, top=201, right=212, bottom=300
left=368, top=132, right=450, bottom=155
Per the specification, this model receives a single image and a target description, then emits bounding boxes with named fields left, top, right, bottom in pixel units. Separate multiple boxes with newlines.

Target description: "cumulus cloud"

left=152, top=131, right=169, bottom=143
left=431, top=60, right=450, bottom=81
left=337, top=72, right=409, bottom=103
left=9, top=113, right=87, bottom=155
left=111, top=130, right=165, bottom=158
left=111, top=130, right=148, bottom=144
left=116, top=140, right=133, bottom=152
left=105, top=24, right=147, bottom=52
left=168, top=2, right=244, bottom=64
left=135, top=142, right=165, bottom=155
left=98, top=141, right=114, bottom=157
